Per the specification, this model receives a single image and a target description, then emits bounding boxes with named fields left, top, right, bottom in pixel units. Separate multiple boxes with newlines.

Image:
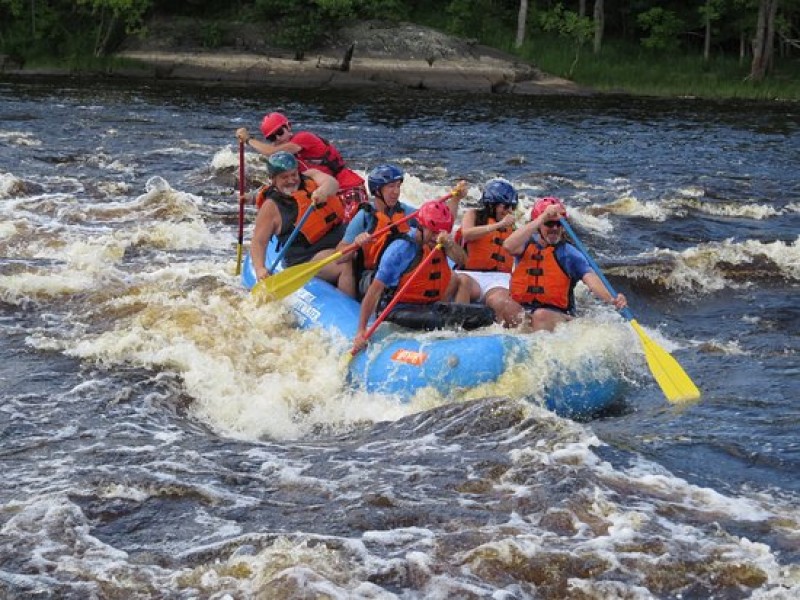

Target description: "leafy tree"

left=538, top=3, right=593, bottom=75
left=75, top=0, right=152, bottom=56
left=253, top=0, right=407, bottom=59
left=636, top=6, right=685, bottom=52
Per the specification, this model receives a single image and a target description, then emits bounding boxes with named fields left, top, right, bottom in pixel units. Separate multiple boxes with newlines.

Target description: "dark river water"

left=1, top=77, right=798, bottom=599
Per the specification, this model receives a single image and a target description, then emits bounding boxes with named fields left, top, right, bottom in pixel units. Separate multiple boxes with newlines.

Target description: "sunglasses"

left=266, top=126, right=286, bottom=142
left=543, top=220, right=562, bottom=228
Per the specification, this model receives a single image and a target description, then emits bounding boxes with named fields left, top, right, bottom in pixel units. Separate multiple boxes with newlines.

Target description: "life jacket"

left=255, top=176, right=345, bottom=245
left=295, top=135, right=347, bottom=176
left=358, top=204, right=412, bottom=270
left=509, top=241, right=575, bottom=312
left=382, top=240, right=452, bottom=306
left=460, top=218, right=514, bottom=272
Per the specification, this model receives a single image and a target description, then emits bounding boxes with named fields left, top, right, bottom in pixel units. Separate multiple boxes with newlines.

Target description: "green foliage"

left=200, top=21, right=223, bottom=48
left=443, top=0, right=515, bottom=39
left=2, top=0, right=799, bottom=99
left=636, top=7, right=685, bottom=52
left=538, top=3, right=593, bottom=76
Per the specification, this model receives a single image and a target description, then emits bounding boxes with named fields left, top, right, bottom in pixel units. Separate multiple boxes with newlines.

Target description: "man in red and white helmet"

left=503, top=197, right=627, bottom=332
left=236, top=112, right=367, bottom=222
left=352, top=201, right=471, bottom=353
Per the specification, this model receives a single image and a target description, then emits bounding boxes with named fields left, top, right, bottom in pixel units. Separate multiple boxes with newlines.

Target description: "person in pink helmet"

left=352, top=201, right=471, bottom=353
left=236, top=112, right=367, bottom=221
left=502, top=197, right=627, bottom=331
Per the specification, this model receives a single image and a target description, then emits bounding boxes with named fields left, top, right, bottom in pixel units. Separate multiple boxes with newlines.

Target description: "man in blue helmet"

left=338, top=164, right=466, bottom=298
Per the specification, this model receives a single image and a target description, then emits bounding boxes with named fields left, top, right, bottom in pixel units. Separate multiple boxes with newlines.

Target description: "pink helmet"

left=417, top=201, right=454, bottom=233
left=531, top=197, right=566, bottom=221
left=260, top=112, right=289, bottom=138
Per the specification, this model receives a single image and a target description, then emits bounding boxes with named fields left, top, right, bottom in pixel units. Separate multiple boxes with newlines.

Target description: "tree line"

left=1, top=0, right=797, bottom=82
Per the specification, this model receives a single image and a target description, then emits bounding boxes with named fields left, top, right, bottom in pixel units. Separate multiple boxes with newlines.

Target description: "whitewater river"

left=1, top=78, right=798, bottom=599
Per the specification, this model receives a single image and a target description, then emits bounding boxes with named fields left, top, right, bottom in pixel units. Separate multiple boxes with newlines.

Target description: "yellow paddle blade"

left=250, top=250, right=344, bottom=302
left=629, top=319, right=701, bottom=404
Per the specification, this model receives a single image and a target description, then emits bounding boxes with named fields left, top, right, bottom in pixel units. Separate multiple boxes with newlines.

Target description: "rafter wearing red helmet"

left=236, top=112, right=367, bottom=222
left=352, top=200, right=473, bottom=353
left=502, top=197, right=627, bottom=332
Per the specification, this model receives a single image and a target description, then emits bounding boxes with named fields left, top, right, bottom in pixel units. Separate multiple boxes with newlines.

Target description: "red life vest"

left=391, top=244, right=452, bottom=305
left=509, top=242, right=573, bottom=311
left=460, top=218, right=514, bottom=272
left=255, top=177, right=344, bottom=245
left=295, top=134, right=347, bottom=176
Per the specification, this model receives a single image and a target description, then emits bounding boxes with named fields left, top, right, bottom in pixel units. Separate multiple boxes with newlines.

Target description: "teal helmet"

left=267, top=151, right=298, bottom=177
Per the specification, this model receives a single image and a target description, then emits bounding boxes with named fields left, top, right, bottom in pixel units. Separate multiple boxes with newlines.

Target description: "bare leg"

left=313, top=249, right=357, bottom=298
left=485, top=288, right=525, bottom=327
left=453, top=273, right=473, bottom=303
left=530, top=308, right=570, bottom=332
left=462, top=274, right=482, bottom=303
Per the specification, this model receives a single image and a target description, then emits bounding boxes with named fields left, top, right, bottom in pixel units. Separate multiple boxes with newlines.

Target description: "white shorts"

left=456, top=270, right=510, bottom=302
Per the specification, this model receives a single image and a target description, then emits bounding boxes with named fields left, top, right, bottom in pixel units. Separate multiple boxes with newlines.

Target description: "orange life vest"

left=389, top=243, right=452, bottom=305
left=509, top=242, right=574, bottom=311
left=360, top=207, right=412, bottom=270
left=256, top=177, right=345, bottom=245
left=461, top=218, right=514, bottom=272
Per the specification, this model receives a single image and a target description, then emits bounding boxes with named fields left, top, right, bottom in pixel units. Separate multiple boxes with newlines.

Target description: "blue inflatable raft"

left=242, top=244, right=622, bottom=419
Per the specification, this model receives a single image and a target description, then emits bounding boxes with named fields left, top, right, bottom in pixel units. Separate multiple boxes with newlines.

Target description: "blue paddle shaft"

left=560, top=218, right=634, bottom=321
left=269, top=204, right=315, bottom=272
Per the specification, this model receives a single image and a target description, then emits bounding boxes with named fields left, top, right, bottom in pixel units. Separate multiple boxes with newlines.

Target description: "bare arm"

left=353, top=278, right=386, bottom=352
left=503, top=219, right=537, bottom=255
left=445, top=179, right=468, bottom=219
left=250, top=201, right=280, bottom=280
left=437, top=232, right=467, bottom=268
left=582, top=272, right=628, bottom=310
left=305, top=168, right=339, bottom=201
left=235, top=127, right=302, bottom=157
left=503, top=204, right=563, bottom=255
left=460, top=209, right=515, bottom=243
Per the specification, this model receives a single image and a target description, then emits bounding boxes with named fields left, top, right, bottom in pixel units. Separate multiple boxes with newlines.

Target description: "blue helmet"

left=480, top=178, right=518, bottom=207
left=367, top=164, right=404, bottom=197
left=267, top=151, right=298, bottom=177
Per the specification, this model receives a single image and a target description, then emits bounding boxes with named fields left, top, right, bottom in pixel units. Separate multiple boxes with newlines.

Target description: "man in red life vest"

left=352, top=201, right=471, bottom=353
left=250, top=151, right=356, bottom=298
left=236, top=112, right=367, bottom=222
left=503, top=197, right=627, bottom=331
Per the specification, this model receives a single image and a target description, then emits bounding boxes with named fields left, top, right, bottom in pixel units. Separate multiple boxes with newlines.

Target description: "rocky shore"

left=2, top=18, right=590, bottom=95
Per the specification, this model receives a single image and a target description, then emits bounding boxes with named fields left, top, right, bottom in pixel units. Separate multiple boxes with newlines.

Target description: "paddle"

left=268, top=203, right=315, bottom=272
left=348, top=242, right=444, bottom=360
left=560, top=218, right=701, bottom=404
left=251, top=191, right=454, bottom=301
left=235, top=140, right=246, bottom=276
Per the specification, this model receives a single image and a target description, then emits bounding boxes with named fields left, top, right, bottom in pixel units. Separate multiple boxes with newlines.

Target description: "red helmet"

left=531, top=197, right=566, bottom=221
left=260, top=112, right=289, bottom=138
left=417, top=201, right=454, bottom=234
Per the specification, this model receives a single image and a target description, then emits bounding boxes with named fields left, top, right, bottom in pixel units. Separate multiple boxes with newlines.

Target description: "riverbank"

left=1, top=19, right=591, bottom=96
